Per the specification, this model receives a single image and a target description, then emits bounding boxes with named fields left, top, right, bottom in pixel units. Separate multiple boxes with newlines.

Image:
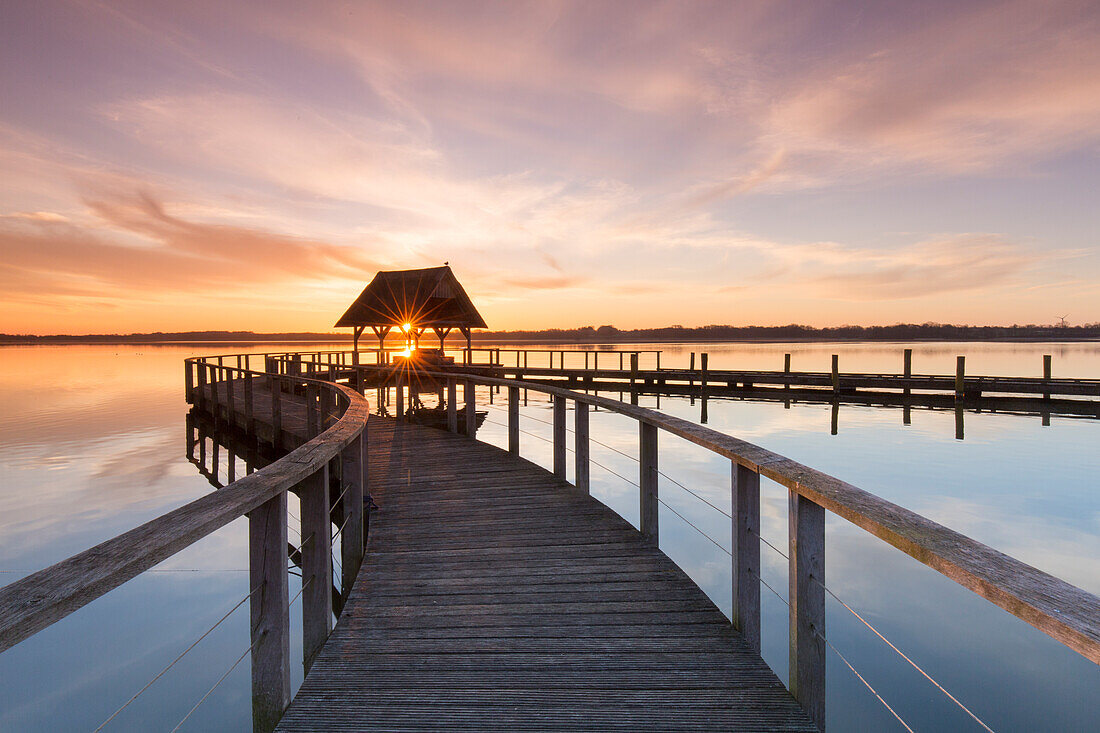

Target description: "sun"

left=401, top=322, right=412, bottom=332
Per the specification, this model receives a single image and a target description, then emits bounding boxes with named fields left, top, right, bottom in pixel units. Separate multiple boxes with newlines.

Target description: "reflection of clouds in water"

left=0, top=429, right=208, bottom=570
left=89, top=434, right=183, bottom=493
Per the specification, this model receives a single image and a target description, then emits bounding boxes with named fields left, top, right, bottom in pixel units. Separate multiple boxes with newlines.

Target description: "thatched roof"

left=334, top=266, right=487, bottom=330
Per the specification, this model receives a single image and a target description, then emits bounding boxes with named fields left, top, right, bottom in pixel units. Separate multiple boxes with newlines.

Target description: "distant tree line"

left=473, top=322, right=1100, bottom=342
left=3, top=322, right=1098, bottom=344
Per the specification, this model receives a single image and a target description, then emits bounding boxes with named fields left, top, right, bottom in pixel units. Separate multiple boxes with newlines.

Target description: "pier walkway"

left=277, top=418, right=814, bottom=731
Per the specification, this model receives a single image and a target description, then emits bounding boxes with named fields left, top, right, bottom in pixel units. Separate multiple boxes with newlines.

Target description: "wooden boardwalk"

left=275, top=417, right=815, bottom=731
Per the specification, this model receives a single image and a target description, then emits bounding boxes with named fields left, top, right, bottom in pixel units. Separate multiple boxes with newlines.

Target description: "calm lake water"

left=1, top=341, right=1097, bottom=731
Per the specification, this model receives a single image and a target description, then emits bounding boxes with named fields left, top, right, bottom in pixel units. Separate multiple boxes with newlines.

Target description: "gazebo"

left=334, top=266, right=487, bottom=364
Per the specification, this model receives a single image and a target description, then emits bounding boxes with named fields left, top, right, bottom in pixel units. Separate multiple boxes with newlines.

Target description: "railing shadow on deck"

left=0, top=358, right=369, bottom=733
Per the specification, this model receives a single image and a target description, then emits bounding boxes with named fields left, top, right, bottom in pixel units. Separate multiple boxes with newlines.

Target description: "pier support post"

left=575, top=401, right=589, bottom=494
left=831, top=355, right=839, bottom=395
left=300, top=464, right=332, bottom=673
left=185, top=361, right=194, bottom=402
left=955, top=356, right=965, bottom=401
left=508, top=385, right=519, bottom=454
left=784, top=353, right=791, bottom=392
left=340, top=427, right=366, bottom=594
left=1043, top=354, right=1052, bottom=400
left=903, top=349, right=912, bottom=397
left=249, top=491, right=290, bottom=733
left=447, top=379, right=458, bottom=433
left=465, top=380, right=476, bottom=436
left=732, top=463, right=761, bottom=652
left=553, top=395, right=567, bottom=479
left=789, top=492, right=826, bottom=730
left=639, top=422, right=658, bottom=544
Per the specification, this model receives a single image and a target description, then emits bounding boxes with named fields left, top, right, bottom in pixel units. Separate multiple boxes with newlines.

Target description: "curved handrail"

left=416, top=368, right=1100, bottom=665
left=0, top=363, right=369, bottom=653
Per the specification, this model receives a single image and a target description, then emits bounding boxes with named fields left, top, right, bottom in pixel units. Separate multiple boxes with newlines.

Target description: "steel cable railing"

left=479, top=394, right=997, bottom=732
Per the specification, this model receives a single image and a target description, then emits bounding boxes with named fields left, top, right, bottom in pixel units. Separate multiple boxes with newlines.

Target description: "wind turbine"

left=1057, top=314, right=1069, bottom=328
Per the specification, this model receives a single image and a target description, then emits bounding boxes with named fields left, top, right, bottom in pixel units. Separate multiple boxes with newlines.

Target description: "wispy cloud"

left=1, top=0, right=1098, bottom=330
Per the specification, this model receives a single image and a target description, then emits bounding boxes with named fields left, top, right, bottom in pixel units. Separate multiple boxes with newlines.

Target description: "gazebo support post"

left=351, top=326, right=364, bottom=366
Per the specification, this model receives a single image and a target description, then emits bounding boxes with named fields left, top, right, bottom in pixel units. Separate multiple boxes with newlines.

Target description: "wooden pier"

left=277, top=418, right=814, bottom=731
left=2, top=349, right=1098, bottom=732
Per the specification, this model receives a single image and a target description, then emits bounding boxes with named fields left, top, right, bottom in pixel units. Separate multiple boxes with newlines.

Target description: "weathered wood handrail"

left=0, top=357, right=369, bottom=732
left=381, top=367, right=1099, bottom=729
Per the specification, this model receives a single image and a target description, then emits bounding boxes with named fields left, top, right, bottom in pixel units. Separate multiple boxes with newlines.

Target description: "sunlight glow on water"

left=1, top=342, right=1098, bottom=731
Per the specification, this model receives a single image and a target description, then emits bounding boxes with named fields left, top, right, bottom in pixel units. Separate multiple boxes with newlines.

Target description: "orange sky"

left=2, top=1, right=1100, bottom=334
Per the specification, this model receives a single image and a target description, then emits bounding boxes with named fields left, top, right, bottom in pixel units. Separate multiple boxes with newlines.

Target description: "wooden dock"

left=276, top=418, right=815, bottom=731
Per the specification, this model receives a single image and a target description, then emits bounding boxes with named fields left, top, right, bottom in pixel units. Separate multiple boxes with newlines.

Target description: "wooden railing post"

left=307, top=384, right=321, bottom=437
left=630, top=353, right=639, bottom=406
left=508, top=385, right=519, bottom=454
left=225, top=365, right=236, bottom=425
left=553, top=395, right=567, bottom=479
left=245, top=367, right=255, bottom=435
left=831, top=354, right=839, bottom=395
left=320, top=383, right=334, bottom=430
left=249, top=491, right=290, bottom=733
left=732, top=462, right=761, bottom=652
left=639, top=422, right=658, bottom=544
left=784, top=353, right=791, bottom=392
left=271, top=376, right=282, bottom=448
left=464, top=380, right=476, bottom=436
left=185, top=360, right=194, bottom=402
left=196, top=362, right=207, bottom=411
left=340, top=426, right=366, bottom=593
left=301, top=464, right=332, bottom=673
left=789, top=491, right=826, bottom=730
left=209, top=364, right=221, bottom=428
left=575, top=401, right=589, bottom=494
left=447, top=378, right=458, bottom=433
